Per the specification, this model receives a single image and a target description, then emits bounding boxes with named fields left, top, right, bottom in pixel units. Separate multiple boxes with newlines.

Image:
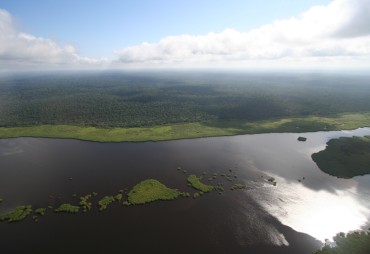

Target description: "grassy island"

left=127, top=179, right=180, bottom=205
left=312, top=136, right=370, bottom=178
left=0, top=205, right=33, bottom=222
left=187, top=175, right=214, bottom=193
left=55, top=204, right=80, bottom=213
left=79, top=194, right=92, bottom=212
left=314, top=231, right=370, bottom=254
left=298, top=136, right=307, bottom=142
left=98, top=196, right=116, bottom=211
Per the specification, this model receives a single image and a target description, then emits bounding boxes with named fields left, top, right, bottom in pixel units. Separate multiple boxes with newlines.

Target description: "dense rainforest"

left=0, top=71, right=370, bottom=128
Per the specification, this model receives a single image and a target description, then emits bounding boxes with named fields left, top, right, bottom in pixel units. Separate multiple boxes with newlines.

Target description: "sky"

left=0, top=0, right=369, bottom=70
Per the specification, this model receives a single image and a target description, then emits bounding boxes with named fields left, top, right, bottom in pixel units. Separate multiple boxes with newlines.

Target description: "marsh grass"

left=0, top=113, right=369, bottom=142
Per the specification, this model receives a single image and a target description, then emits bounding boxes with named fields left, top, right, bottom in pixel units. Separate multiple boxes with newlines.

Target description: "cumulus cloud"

left=115, top=0, right=370, bottom=68
left=0, top=9, right=106, bottom=69
left=1, top=0, right=370, bottom=70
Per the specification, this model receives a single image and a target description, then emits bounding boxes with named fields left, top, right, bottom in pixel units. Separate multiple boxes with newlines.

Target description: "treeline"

left=1, top=71, right=370, bottom=128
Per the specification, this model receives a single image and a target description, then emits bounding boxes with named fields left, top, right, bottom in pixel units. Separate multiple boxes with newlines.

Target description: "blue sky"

left=2, top=0, right=331, bottom=57
left=0, top=0, right=369, bottom=70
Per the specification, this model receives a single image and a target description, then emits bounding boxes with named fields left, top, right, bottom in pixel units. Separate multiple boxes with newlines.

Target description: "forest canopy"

left=1, top=71, right=370, bottom=128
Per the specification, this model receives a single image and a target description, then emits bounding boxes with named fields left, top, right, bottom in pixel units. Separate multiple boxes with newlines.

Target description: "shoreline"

left=0, top=113, right=369, bottom=143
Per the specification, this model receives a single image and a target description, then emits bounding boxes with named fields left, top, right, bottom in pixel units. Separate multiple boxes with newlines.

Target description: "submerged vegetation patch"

left=35, top=208, right=46, bottom=216
left=312, top=136, right=370, bottom=178
left=0, top=205, right=33, bottom=222
left=230, top=183, right=247, bottom=190
left=127, top=179, right=180, bottom=205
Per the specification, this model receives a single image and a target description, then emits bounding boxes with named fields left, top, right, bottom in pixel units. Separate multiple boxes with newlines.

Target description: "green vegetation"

left=54, top=204, right=80, bottom=213
left=0, top=198, right=3, bottom=203
left=314, top=232, right=370, bottom=254
left=214, top=185, right=224, bottom=191
left=0, top=205, right=33, bottom=222
left=79, top=194, right=92, bottom=212
left=0, top=113, right=369, bottom=142
left=35, top=208, right=46, bottom=216
left=115, top=193, right=123, bottom=201
left=231, top=183, right=247, bottom=190
left=127, top=179, right=180, bottom=205
left=98, top=196, right=116, bottom=211
left=1, top=73, right=370, bottom=142
left=312, top=136, right=370, bottom=178
left=187, top=175, right=214, bottom=193
left=0, top=170, right=268, bottom=224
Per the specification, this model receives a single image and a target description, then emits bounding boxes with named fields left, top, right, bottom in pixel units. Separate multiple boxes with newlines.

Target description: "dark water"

left=1, top=128, right=370, bottom=254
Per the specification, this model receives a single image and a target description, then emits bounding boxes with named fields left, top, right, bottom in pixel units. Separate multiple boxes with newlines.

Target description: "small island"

left=297, top=136, right=307, bottom=142
left=0, top=172, right=259, bottom=224
left=187, top=175, right=215, bottom=193
left=98, top=196, right=116, bottom=211
left=0, top=205, right=33, bottom=222
left=54, top=204, right=80, bottom=213
left=312, top=136, right=370, bottom=178
left=127, top=179, right=180, bottom=205
left=79, top=194, right=92, bottom=212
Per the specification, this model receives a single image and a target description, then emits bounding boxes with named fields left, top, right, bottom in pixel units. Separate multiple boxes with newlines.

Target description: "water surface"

left=1, top=128, right=370, bottom=253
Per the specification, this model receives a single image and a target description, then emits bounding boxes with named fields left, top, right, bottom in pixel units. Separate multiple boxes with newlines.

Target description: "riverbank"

left=0, top=113, right=369, bottom=142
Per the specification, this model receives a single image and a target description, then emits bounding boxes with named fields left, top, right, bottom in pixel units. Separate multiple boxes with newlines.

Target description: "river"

left=1, top=128, right=370, bottom=254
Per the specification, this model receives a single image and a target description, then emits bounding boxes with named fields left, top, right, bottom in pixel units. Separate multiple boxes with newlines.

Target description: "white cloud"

left=0, top=9, right=107, bottom=69
left=1, top=0, right=370, bottom=70
left=115, top=0, right=370, bottom=68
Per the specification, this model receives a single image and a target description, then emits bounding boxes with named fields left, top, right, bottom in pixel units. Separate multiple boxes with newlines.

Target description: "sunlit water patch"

left=250, top=176, right=369, bottom=241
left=241, top=127, right=370, bottom=242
